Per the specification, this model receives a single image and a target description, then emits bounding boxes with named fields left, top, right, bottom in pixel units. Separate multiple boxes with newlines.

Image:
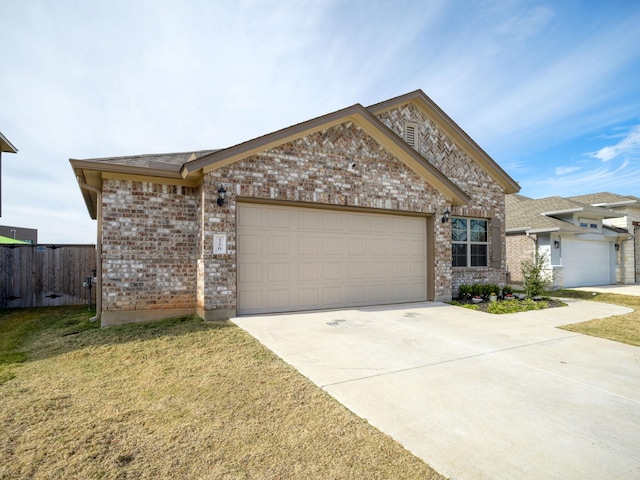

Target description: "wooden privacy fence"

left=0, top=244, right=96, bottom=309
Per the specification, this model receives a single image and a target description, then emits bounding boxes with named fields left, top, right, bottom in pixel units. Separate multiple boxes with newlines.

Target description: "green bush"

left=521, top=248, right=550, bottom=298
left=502, top=285, right=514, bottom=295
left=458, top=284, right=472, bottom=298
left=470, top=283, right=483, bottom=297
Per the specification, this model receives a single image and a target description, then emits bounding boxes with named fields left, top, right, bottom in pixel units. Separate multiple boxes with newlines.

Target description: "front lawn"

left=0, top=306, right=443, bottom=479
left=553, top=290, right=640, bottom=347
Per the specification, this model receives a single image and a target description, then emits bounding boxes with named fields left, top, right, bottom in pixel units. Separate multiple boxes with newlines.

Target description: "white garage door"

left=237, top=203, right=427, bottom=315
left=562, top=238, right=613, bottom=287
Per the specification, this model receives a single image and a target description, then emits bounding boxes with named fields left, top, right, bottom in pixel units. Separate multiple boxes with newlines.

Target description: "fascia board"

left=70, top=159, right=185, bottom=180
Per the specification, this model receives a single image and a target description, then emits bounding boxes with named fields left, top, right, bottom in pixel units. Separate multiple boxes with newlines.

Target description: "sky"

left=1, top=0, right=640, bottom=244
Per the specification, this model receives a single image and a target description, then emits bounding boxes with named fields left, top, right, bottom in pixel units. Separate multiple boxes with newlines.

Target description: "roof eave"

left=181, top=103, right=471, bottom=206
left=0, top=132, right=18, bottom=153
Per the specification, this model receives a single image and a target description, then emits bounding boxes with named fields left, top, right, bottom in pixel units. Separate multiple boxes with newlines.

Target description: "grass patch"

left=487, top=298, right=548, bottom=314
left=0, top=306, right=98, bottom=384
left=0, top=306, right=443, bottom=479
left=553, top=290, right=640, bottom=347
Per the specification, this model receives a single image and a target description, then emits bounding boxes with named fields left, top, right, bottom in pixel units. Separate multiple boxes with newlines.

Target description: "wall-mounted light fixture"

left=217, top=186, right=227, bottom=207
left=441, top=209, right=451, bottom=224
left=554, top=240, right=560, bottom=249
left=615, top=243, right=620, bottom=251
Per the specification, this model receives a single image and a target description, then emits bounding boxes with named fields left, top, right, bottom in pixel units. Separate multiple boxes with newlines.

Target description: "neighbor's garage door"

left=237, top=203, right=427, bottom=315
left=562, top=237, right=613, bottom=287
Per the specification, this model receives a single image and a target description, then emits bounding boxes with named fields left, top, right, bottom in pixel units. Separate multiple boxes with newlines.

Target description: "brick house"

left=505, top=193, right=636, bottom=288
left=71, top=90, right=520, bottom=326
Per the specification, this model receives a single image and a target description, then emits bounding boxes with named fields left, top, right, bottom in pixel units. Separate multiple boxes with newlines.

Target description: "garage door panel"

left=299, top=236, right=319, bottom=255
left=237, top=204, right=427, bottom=315
left=298, top=210, right=320, bottom=230
left=370, top=262, right=387, bottom=279
left=267, top=208, right=291, bottom=229
left=238, top=234, right=263, bottom=255
left=323, top=262, right=343, bottom=281
left=370, top=238, right=387, bottom=255
left=323, top=237, right=342, bottom=255
left=323, top=286, right=343, bottom=305
left=348, top=237, right=367, bottom=255
left=267, top=263, right=291, bottom=282
left=298, top=262, right=319, bottom=282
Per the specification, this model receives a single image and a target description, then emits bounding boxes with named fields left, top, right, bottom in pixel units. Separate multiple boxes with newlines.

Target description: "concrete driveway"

left=233, top=299, right=640, bottom=480
left=569, top=283, right=640, bottom=296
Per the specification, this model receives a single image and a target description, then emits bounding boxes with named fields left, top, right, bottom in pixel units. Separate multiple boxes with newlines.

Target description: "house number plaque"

left=213, top=234, right=227, bottom=254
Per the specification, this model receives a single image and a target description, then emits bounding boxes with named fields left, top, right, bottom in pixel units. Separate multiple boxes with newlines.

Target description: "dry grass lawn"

left=0, top=306, right=444, bottom=480
left=554, top=290, right=640, bottom=346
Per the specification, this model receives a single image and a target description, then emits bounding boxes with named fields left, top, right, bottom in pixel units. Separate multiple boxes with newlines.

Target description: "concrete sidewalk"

left=569, top=284, right=640, bottom=296
left=233, top=300, right=640, bottom=480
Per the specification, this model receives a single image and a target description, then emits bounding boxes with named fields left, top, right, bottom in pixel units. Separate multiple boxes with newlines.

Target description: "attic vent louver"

left=405, top=122, right=418, bottom=149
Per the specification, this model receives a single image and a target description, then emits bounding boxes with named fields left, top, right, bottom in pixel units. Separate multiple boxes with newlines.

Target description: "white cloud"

left=592, top=125, right=640, bottom=162
left=554, top=165, right=581, bottom=175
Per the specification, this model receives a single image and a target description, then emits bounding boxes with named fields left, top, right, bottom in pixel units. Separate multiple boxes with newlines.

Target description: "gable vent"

left=405, top=122, right=418, bottom=149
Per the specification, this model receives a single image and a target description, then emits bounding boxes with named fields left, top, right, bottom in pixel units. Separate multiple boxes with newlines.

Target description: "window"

left=578, top=217, right=598, bottom=229
left=452, top=217, right=488, bottom=267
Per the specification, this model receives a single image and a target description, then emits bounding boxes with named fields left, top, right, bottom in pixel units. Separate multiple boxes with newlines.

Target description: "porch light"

left=217, top=186, right=227, bottom=207
left=615, top=243, right=620, bottom=251
left=554, top=240, right=560, bottom=249
left=441, top=209, right=451, bottom=223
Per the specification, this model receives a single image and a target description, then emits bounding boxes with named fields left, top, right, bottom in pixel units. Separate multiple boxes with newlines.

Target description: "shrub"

left=458, top=284, right=472, bottom=299
left=521, top=248, right=550, bottom=298
left=470, top=283, right=483, bottom=297
left=502, top=285, right=514, bottom=295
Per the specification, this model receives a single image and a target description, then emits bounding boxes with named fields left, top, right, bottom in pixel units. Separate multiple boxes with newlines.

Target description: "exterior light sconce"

left=554, top=240, right=560, bottom=249
left=441, top=209, right=451, bottom=224
left=615, top=243, right=620, bottom=251
left=217, top=186, right=227, bottom=207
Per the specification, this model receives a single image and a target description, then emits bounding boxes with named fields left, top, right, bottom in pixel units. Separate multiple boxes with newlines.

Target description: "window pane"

left=452, top=217, right=467, bottom=242
left=470, top=219, right=487, bottom=242
left=470, top=244, right=487, bottom=267
left=452, top=243, right=467, bottom=267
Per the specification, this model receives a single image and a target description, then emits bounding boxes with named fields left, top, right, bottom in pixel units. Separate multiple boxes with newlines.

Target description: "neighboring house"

left=0, top=131, right=18, bottom=217
left=0, top=225, right=37, bottom=244
left=505, top=194, right=634, bottom=288
left=0, top=235, right=28, bottom=244
left=71, top=89, right=520, bottom=326
left=567, top=193, right=640, bottom=284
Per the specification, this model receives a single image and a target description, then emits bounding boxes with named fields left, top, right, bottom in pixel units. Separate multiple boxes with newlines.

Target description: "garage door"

left=237, top=203, right=427, bottom=315
left=562, top=238, right=613, bottom=287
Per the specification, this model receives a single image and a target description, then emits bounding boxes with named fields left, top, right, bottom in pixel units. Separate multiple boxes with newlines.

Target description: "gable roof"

left=368, top=90, right=520, bottom=195
left=0, top=132, right=18, bottom=153
left=71, top=89, right=520, bottom=218
left=506, top=194, right=624, bottom=234
left=567, top=192, right=640, bottom=208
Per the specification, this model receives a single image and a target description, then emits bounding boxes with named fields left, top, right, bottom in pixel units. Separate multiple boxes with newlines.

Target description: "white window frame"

left=452, top=217, right=488, bottom=267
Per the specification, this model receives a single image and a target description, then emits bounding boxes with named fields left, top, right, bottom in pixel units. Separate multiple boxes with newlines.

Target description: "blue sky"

left=1, top=0, right=639, bottom=243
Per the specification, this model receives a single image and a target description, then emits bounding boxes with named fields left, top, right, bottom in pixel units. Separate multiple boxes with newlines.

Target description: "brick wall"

left=101, top=180, right=198, bottom=317
left=377, top=104, right=507, bottom=292
left=505, top=233, right=536, bottom=284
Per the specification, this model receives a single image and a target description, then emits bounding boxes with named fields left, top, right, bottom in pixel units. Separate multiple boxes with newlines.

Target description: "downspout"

left=76, top=178, right=102, bottom=323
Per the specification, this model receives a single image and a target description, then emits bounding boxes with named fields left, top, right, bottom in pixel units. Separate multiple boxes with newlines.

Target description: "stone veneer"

left=99, top=105, right=509, bottom=323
